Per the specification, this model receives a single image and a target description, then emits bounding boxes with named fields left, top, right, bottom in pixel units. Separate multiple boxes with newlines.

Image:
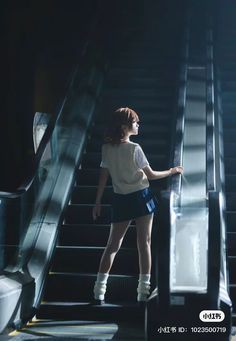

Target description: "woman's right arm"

left=92, top=168, right=110, bottom=220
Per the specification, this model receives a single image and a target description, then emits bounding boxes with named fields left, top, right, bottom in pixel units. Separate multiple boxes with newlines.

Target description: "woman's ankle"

left=93, top=273, right=109, bottom=300
left=137, top=273, right=151, bottom=301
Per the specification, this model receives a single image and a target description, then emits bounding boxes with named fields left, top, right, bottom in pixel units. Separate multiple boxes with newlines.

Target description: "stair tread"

left=40, top=301, right=143, bottom=307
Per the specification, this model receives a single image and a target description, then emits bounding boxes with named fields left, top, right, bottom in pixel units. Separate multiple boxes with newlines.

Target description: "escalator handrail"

left=169, top=19, right=189, bottom=198
left=206, top=8, right=230, bottom=303
left=0, top=9, right=104, bottom=199
left=206, top=25, right=216, bottom=192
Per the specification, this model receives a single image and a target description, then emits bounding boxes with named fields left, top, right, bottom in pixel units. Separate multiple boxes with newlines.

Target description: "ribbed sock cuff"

left=97, top=272, right=109, bottom=283
left=139, top=274, right=151, bottom=283
left=94, top=273, right=109, bottom=300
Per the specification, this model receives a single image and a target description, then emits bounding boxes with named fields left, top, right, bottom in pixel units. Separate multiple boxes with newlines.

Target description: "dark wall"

left=0, top=0, right=101, bottom=191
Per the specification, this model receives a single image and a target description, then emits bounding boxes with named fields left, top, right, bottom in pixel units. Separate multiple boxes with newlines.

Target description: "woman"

left=92, top=107, right=183, bottom=304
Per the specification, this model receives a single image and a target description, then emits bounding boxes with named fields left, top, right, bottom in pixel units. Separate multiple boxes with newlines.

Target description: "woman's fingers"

left=171, top=166, right=184, bottom=174
left=175, top=166, right=184, bottom=174
left=92, top=204, right=101, bottom=220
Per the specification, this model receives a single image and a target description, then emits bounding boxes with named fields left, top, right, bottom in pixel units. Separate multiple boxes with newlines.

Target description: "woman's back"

left=102, top=141, right=149, bottom=194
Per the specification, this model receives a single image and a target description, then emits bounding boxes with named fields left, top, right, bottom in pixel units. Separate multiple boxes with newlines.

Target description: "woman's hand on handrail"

left=169, top=166, right=184, bottom=175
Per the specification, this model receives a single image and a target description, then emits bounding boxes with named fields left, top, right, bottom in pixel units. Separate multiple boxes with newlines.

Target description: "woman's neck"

left=121, top=137, right=130, bottom=143
left=121, top=133, right=131, bottom=143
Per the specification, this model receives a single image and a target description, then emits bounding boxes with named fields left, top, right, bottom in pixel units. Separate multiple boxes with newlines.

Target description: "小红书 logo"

left=199, top=310, right=225, bottom=322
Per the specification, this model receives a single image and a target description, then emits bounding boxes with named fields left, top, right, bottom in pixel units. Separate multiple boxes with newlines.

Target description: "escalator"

left=146, top=1, right=232, bottom=340
left=216, top=0, right=236, bottom=326
left=37, top=0, right=186, bottom=322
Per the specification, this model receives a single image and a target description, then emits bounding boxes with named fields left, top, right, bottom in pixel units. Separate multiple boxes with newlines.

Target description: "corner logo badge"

left=199, top=310, right=225, bottom=322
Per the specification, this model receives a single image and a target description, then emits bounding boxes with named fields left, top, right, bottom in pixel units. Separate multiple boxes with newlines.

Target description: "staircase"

left=216, top=1, right=236, bottom=325
left=37, top=1, right=186, bottom=322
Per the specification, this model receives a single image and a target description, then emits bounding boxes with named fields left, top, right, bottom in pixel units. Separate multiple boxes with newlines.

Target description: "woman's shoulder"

left=102, top=142, right=141, bottom=150
left=128, top=141, right=141, bottom=149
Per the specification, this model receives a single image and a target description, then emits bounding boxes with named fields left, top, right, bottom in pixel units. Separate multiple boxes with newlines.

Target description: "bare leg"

left=135, top=213, right=154, bottom=301
left=136, top=213, right=154, bottom=274
left=98, top=219, right=131, bottom=273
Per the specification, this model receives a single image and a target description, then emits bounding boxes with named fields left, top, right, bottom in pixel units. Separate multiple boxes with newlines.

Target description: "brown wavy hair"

left=104, top=107, right=139, bottom=144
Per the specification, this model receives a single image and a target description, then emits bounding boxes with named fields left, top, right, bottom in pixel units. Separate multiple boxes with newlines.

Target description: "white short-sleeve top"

left=100, top=141, right=150, bottom=194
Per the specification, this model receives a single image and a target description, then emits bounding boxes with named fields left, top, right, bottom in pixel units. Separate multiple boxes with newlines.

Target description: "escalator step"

left=81, top=152, right=167, bottom=169
left=103, top=88, right=173, bottom=98
left=51, top=246, right=139, bottom=274
left=85, top=137, right=168, bottom=153
left=226, top=211, right=236, bottom=232
left=75, top=169, right=112, bottom=186
left=224, top=144, right=236, bottom=157
left=225, top=193, right=236, bottom=211
left=229, top=284, right=236, bottom=313
left=224, top=158, right=236, bottom=174
left=43, top=273, right=139, bottom=302
left=59, top=223, right=136, bottom=247
left=227, top=232, right=236, bottom=256
left=71, top=186, right=113, bottom=203
left=225, top=175, right=236, bottom=192
left=65, top=204, right=110, bottom=224
left=76, top=170, right=111, bottom=186
left=37, top=301, right=145, bottom=321
left=90, top=124, right=170, bottom=139
left=106, top=77, right=176, bottom=88
left=229, top=257, right=236, bottom=283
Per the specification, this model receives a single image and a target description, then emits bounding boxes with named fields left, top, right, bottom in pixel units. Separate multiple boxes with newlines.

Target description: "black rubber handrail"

left=206, top=24, right=216, bottom=192
left=206, top=6, right=230, bottom=306
left=170, top=25, right=189, bottom=198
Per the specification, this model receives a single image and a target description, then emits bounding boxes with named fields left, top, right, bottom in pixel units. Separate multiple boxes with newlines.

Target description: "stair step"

left=224, top=144, right=236, bottom=157
left=37, top=301, right=145, bottom=321
left=223, top=117, right=236, bottom=128
left=51, top=246, right=139, bottom=274
left=226, top=193, right=236, bottom=211
left=224, top=130, right=236, bottom=143
left=228, top=257, right=236, bottom=283
left=92, top=124, right=169, bottom=136
left=75, top=169, right=167, bottom=192
left=226, top=211, right=236, bottom=232
left=230, top=284, right=236, bottom=313
left=227, top=232, right=236, bottom=256
left=65, top=204, right=110, bottom=224
left=106, top=77, right=176, bottom=88
left=71, top=186, right=112, bottom=203
left=221, top=81, right=236, bottom=90
left=43, top=273, right=139, bottom=302
left=76, top=170, right=111, bottom=186
left=225, top=175, right=236, bottom=192
left=103, top=89, right=173, bottom=99
left=59, top=223, right=136, bottom=247
left=90, top=124, right=169, bottom=138
left=228, top=256, right=236, bottom=274
left=224, top=157, right=236, bottom=177
left=81, top=152, right=167, bottom=169
left=86, top=138, right=168, bottom=153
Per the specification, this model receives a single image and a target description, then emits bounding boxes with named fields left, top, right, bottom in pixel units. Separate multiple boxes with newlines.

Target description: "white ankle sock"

left=94, top=272, right=109, bottom=300
left=137, top=274, right=151, bottom=301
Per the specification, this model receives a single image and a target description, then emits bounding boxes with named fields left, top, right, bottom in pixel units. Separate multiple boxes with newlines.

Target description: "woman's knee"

left=137, top=235, right=151, bottom=250
left=105, top=240, right=121, bottom=254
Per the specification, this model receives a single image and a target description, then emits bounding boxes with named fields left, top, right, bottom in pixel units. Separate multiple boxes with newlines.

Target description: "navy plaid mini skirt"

left=111, top=187, right=158, bottom=223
